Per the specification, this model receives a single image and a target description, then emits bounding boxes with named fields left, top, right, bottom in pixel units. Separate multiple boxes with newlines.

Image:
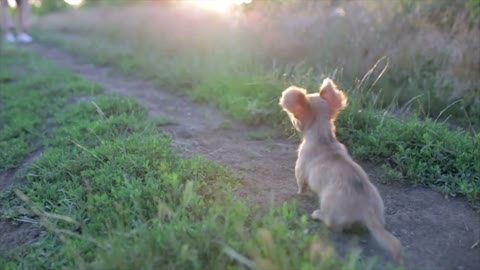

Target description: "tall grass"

left=35, top=0, right=480, bottom=129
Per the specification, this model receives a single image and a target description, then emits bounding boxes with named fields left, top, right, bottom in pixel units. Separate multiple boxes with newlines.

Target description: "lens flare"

left=188, top=0, right=252, bottom=13
left=7, top=0, right=16, bottom=7
left=64, top=0, right=83, bottom=6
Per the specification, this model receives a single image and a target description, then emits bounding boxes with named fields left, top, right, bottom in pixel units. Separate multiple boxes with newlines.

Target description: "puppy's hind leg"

left=312, top=209, right=344, bottom=232
left=311, top=209, right=323, bottom=220
left=295, top=165, right=308, bottom=194
left=297, top=176, right=308, bottom=194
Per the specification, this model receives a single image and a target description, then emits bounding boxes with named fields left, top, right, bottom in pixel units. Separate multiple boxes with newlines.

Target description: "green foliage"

left=81, top=0, right=131, bottom=7
left=193, top=75, right=285, bottom=125
left=337, top=105, right=480, bottom=202
left=468, top=0, right=480, bottom=17
left=30, top=0, right=131, bottom=14
left=32, top=0, right=70, bottom=15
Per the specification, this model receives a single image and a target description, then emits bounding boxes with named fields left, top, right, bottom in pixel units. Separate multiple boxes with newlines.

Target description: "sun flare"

left=64, top=0, right=83, bottom=7
left=7, top=0, right=17, bottom=7
left=188, top=0, right=252, bottom=13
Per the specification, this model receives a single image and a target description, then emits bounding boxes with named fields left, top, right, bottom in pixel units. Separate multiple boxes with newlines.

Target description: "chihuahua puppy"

left=280, top=78, right=402, bottom=262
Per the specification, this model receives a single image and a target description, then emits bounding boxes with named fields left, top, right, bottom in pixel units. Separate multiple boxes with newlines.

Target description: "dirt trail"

left=25, top=43, right=480, bottom=270
left=0, top=100, right=55, bottom=252
left=0, top=96, right=93, bottom=253
left=0, top=148, right=43, bottom=252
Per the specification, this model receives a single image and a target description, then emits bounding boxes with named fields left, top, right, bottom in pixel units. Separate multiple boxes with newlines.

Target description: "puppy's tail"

left=364, top=208, right=403, bottom=263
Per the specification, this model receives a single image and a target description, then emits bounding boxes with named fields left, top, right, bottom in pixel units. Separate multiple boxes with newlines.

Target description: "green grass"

left=31, top=13, right=480, bottom=205
left=0, top=45, right=101, bottom=171
left=0, top=45, right=399, bottom=270
left=336, top=105, right=480, bottom=202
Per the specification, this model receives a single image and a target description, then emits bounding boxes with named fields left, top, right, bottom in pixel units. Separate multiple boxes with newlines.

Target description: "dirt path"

left=25, top=43, right=480, bottom=270
left=0, top=96, right=93, bottom=253
left=0, top=148, right=44, bottom=252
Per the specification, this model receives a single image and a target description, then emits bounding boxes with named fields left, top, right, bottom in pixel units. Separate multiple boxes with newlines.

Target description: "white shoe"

left=17, top=32, right=33, bottom=43
left=4, top=32, right=16, bottom=43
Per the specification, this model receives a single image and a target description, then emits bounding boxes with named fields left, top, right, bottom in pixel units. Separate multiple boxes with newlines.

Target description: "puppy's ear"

left=280, top=86, right=311, bottom=121
left=319, top=78, right=347, bottom=118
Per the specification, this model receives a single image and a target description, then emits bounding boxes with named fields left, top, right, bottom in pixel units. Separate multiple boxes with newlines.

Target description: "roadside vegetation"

left=1, top=47, right=398, bottom=270
left=0, top=46, right=100, bottom=171
left=31, top=0, right=480, bottom=204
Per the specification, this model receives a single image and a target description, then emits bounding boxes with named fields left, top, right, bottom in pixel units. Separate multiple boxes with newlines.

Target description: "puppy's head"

left=279, top=78, right=347, bottom=133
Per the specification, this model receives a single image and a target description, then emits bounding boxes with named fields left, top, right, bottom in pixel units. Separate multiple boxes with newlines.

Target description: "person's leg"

left=0, top=0, right=16, bottom=42
left=16, top=0, right=32, bottom=43
left=17, top=0, right=29, bottom=33
left=0, top=0, right=14, bottom=31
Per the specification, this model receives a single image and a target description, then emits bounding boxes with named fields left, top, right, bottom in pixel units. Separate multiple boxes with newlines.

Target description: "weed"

left=149, top=116, right=178, bottom=127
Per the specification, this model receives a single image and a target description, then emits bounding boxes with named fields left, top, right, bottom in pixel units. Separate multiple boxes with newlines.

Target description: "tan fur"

left=279, top=78, right=403, bottom=263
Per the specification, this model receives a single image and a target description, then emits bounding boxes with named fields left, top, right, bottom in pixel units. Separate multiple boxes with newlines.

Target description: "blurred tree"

left=32, top=0, right=69, bottom=14
left=468, top=0, right=480, bottom=18
left=31, top=0, right=131, bottom=14
left=81, top=0, right=130, bottom=7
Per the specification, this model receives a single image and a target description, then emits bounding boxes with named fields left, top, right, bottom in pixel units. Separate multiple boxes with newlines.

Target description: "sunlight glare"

left=7, top=0, right=16, bottom=8
left=64, top=0, right=83, bottom=7
left=188, top=0, right=252, bottom=13
left=31, top=0, right=41, bottom=8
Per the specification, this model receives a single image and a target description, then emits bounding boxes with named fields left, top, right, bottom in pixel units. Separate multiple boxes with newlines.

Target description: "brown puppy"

left=279, top=78, right=403, bottom=262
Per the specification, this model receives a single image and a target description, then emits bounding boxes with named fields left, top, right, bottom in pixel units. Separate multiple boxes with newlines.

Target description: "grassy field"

left=31, top=2, right=480, bottom=204
left=0, top=46, right=403, bottom=270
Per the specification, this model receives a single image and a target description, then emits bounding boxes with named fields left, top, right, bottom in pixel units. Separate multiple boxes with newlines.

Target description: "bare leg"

left=18, top=0, right=30, bottom=33
left=15, top=0, right=32, bottom=43
left=0, top=0, right=14, bottom=32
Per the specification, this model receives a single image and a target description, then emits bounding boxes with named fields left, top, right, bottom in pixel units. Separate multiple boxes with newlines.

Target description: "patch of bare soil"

left=26, top=43, right=480, bottom=270
left=0, top=222, right=40, bottom=253
left=0, top=147, right=44, bottom=255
